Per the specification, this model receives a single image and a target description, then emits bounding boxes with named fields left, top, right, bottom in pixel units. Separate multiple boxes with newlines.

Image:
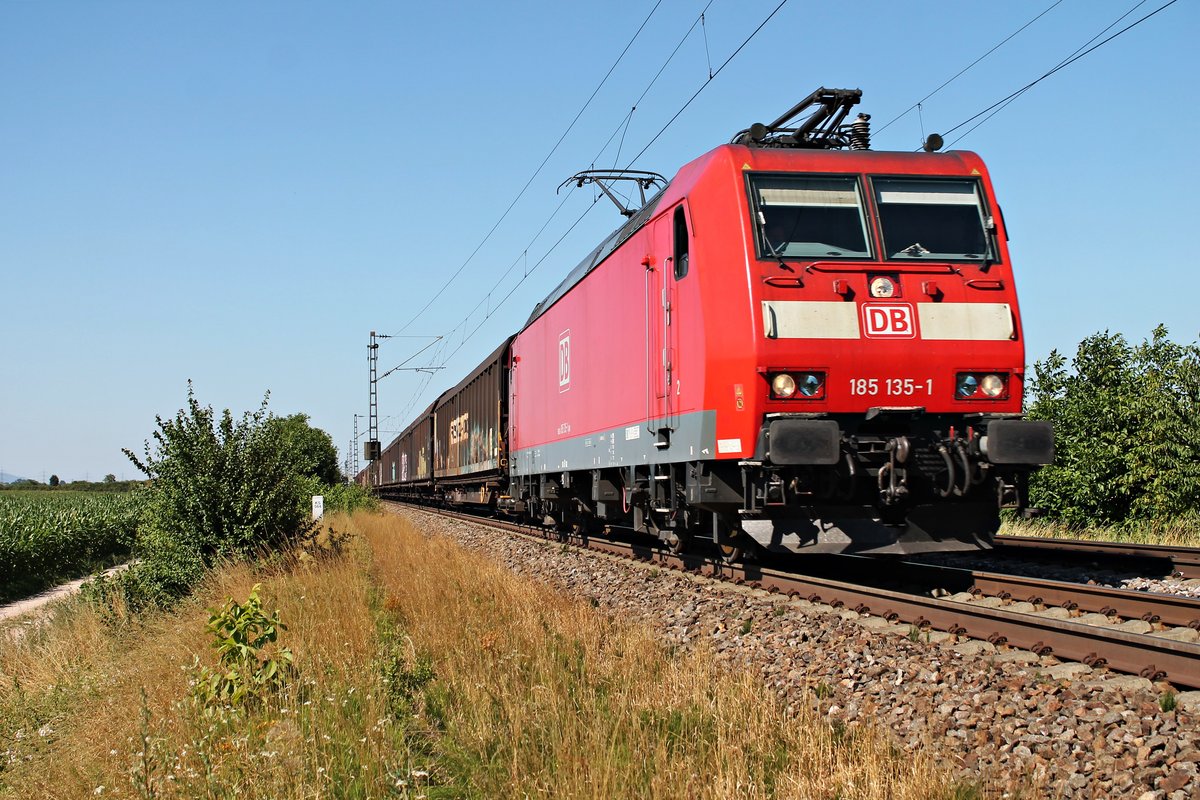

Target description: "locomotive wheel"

left=716, top=530, right=745, bottom=563
left=717, top=540, right=743, bottom=564
left=668, top=531, right=690, bottom=555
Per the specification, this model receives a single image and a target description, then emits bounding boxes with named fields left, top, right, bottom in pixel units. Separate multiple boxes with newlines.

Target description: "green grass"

left=1000, top=514, right=1200, bottom=548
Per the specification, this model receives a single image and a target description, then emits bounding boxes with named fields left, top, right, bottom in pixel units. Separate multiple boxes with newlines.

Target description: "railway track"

left=388, top=502, right=1200, bottom=689
left=995, top=534, right=1200, bottom=579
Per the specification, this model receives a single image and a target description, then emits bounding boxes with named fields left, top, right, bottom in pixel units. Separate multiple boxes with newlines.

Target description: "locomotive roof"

left=520, top=144, right=988, bottom=329
left=522, top=185, right=668, bottom=328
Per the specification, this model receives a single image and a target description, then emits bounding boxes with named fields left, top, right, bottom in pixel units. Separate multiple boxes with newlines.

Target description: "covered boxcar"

left=433, top=338, right=512, bottom=509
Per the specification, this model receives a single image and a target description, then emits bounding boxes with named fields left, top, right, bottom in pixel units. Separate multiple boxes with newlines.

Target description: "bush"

left=1027, top=325, right=1200, bottom=526
left=268, top=413, right=342, bottom=485
left=118, top=384, right=314, bottom=607
left=319, top=480, right=380, bottom=515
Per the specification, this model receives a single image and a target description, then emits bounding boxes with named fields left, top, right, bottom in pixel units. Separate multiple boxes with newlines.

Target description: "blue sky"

left=1, top=0, right=1195, bottom=482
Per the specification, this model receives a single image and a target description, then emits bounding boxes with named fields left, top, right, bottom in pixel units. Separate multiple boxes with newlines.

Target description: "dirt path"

left=1, top=564, right=129, bottom=624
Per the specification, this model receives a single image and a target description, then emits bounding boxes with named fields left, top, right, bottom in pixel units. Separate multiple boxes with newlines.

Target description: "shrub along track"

left=385, top=502, right=1200, bottom=690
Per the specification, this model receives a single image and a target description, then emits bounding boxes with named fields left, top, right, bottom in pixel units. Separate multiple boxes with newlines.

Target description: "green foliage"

left=7, top=479, right=41, bottom=488
left=1027, top=325, right=1200, bottom=526
left=268, top=413, right=341, bottom=486
left=190, top=584, right=295, bottom=714
left=318, top=480, right=379, bottom=514
left=48, top=475, right=59, bottom=487
left=0, top=492, right=143, bottom=602
left=119, top=383, right=313, bottom=607
left=1161, top=690, right=1178, bottom=713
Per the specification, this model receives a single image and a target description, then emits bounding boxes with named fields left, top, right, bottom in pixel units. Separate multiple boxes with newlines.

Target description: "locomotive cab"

left=690, top=107, right=1054, bottom=554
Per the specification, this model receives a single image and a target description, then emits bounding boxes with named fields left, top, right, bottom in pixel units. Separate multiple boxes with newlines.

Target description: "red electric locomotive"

left=373, top=89, right=1053, bottom=559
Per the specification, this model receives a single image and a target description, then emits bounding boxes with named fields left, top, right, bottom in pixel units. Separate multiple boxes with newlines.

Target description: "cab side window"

left=673, top=205, right=689, bottom=279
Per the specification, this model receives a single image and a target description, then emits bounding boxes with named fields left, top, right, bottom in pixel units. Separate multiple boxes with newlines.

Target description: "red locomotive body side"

left=512, top=145, right=1024, bottom=461
left=507, top=142, right=1050, bottom=554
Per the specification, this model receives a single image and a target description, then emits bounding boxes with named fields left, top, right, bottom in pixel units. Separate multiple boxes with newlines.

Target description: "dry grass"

left=1001, top=515, right=1200, bottom=547
left=1, top=511, right=965, bottom=799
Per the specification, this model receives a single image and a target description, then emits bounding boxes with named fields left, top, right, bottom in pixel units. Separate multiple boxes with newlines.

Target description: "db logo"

left=558, top=330, right=571, bottom=392
left=862, top=304, right=916, bottom=338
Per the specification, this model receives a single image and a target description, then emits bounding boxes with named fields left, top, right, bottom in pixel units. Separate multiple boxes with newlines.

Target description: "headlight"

left=869, top=276, right=896, bottom=298
left=956, top=372, right=1008, bottom=400
left=769, top=371, right=824, bottom=399
left=798, top=372, right=824, bottom=397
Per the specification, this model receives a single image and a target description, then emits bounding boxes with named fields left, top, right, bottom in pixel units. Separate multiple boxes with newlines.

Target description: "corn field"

left=0, top=492, right=143, bottom=601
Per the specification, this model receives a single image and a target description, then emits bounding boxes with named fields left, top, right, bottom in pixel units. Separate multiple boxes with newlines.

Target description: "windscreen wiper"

left=756, top=212, right=798, bottom=274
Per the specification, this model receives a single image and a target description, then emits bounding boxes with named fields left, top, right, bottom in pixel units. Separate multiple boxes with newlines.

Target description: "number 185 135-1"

left=849, top=378, right=933, bottom=397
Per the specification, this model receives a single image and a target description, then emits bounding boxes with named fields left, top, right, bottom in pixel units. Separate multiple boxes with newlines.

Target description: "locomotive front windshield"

left=874, top=178, right=992, bottom=261
left=749, top=175, right=871, bottom=259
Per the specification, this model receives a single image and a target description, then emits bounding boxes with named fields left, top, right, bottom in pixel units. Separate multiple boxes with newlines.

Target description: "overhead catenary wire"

left=942, top=0, right=1177, bottom=147
left=457, top=0, right=720, bottom=297
left=388, top=0, right=668, bottom=338
left=875, top=0, right=1067, bottom=137
left=621, top=0, right=787, bottom=170
left=442, top=0, right=719, bottom=333
left=607, top=0, right=717, bottom=171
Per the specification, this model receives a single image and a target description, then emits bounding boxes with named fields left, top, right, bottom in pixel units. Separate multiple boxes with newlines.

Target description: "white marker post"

left=312, top=495, right=324, bottom=520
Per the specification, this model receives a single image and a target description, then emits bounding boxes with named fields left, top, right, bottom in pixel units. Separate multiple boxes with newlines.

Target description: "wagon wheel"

left=668, top=531, right=691, bottom=555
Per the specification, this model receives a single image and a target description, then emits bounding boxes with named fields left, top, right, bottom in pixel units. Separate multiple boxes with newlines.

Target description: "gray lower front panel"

left=741, top=502, right=997, bottom=555
left=511, top=410, right=717, bottom=477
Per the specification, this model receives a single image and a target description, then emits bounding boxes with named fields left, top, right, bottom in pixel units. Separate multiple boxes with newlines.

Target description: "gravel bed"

left=403, top=508, right=1200, bottom=799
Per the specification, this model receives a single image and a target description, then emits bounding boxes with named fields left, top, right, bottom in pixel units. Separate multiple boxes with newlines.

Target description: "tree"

left=267, top=414, right=341, bottom=486
left=49, top=475, right=59, bottom=487
left=104, top=474, right=116, bottom=483
left=1027, top=325, right=1200, bottom=526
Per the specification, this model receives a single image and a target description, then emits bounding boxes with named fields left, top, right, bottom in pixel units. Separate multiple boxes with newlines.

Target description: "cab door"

left=646, top=202, right=690, bottom=445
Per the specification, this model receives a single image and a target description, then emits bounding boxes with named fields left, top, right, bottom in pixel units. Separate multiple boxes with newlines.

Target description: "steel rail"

left=995, top=535, right=1200, bottom=579
left=867, top=558, right=1200, bottom=630
left=391, top=504, right=1200, bottom=688
left=968, top=571, right=1200, bottom=629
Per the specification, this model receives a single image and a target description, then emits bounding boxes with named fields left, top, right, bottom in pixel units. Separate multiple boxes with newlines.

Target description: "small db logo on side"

left=862, top=304, right=916, bottom=338
left=558, top=330, right=571, bottom=392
